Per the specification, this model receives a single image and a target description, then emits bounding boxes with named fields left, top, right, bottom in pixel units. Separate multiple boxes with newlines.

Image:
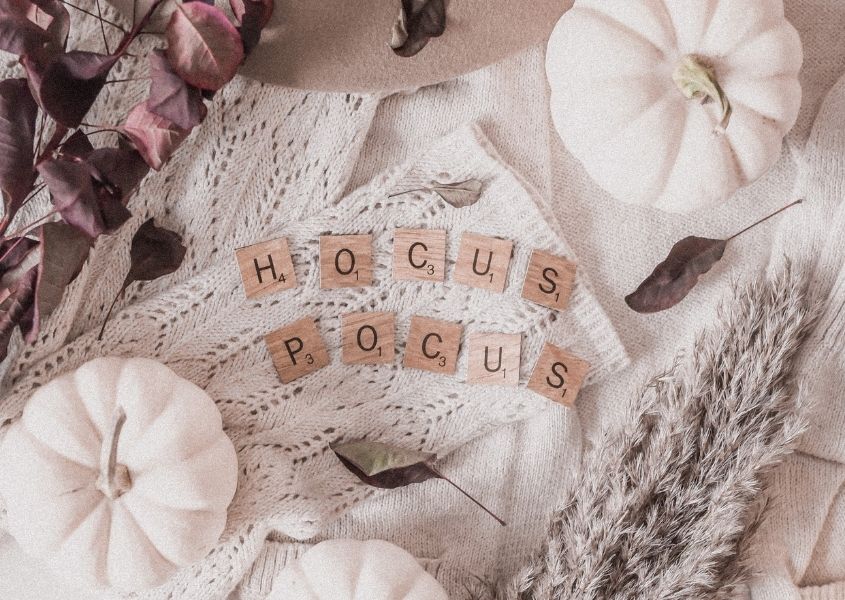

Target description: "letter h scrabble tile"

left=235, top=237, right=297, bottom=298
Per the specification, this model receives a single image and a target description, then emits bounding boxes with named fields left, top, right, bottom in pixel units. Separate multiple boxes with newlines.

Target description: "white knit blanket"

left=0, top=118, right=626, bottom=597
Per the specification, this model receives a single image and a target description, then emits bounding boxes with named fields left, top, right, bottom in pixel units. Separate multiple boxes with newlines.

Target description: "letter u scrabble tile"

left=265, top=317, right=330, bottom=383
left=235, top=237, right=297, bottom=298
left=453, top=232, right=513, bottom=293
left=466, top=332, right=521, bottom=386
left=527, top=342, right=590, bottom=407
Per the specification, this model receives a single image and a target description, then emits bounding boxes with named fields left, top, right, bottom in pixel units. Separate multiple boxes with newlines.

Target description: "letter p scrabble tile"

left=466, top=332, right=521, bottom=386
left=403, top=315, right=463, bottom=375
left=521, top=249, right=576, bottom=311
left=393, top=228, right=447, bottom=282
left=453, top=232, right=513, bottom=293
left=265, top=317, right=330, bottom=383
left=341, top=312, right=395, bottom=365
left=320, top=234, right=374, bottom=288
left=235, top=237, right=297, bottom=298
left=527, top=342, right=591, bottom=407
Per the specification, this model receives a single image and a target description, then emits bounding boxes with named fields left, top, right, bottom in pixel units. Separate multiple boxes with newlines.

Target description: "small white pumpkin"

left=270, top=539, right=449, bottom=600
left=546, top=0, right=802, bottom=212
left=0, top=357, right=238, bottom=592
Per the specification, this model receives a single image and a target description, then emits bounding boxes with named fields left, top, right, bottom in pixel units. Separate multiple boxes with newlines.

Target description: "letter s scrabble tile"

left=521, top=249, right=577, bottom=311
left=527, top=342, right=590, bottom=407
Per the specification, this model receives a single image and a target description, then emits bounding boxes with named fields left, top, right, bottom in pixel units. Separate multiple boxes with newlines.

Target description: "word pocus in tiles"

left=393, top=228, right=447, bottom=282
left=466, top=332, right=521, bottom=386
left=320, top=234, right=374, bottom=288
left=341, top=312, right=395, bottom=365
left=265, top=317, right=330, bottom=383
left=235, top=237, right=297, bottom=298
left=527, top=342, right=591, bottom=407
left=403, top=315, right=463, bottom=375
left=453, top=232, right=513, bottom=293
left=521, top=249, right=577, bottom=311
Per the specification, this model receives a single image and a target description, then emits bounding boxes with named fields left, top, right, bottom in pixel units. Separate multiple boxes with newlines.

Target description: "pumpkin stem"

left=96, top=406, right=132, bottom=500
left=672, top=54, right=732, bottom=132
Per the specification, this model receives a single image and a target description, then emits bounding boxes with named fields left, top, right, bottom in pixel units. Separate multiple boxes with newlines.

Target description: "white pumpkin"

left=270, top=539, right=449, bottom=600
left=0, top=356, right=238, bottom=592
left=546, top=0, right=802, bottom=212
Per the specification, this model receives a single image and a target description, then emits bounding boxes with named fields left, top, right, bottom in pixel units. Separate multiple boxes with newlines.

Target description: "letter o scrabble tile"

left=319, top=234, right=374, bottom=288
left=403, top=315, right=463, bottom=375
left=235, top=237, right=297, bottom=298
left=265, top=317, right=330, bottom=383
left=466, top=332, right=521, bottom=386
left=393, top=228, right=447, bottom=282
left=453, top=232, right=513, bottom=293
left=341, top=311, right=395, bottom=364
left=521, top=249, right=576, bottom=311
left=527, top=342, right=590, bottom=407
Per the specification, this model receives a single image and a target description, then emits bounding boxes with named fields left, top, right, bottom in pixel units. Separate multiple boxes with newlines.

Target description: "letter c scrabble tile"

left=319, top=234, right=374, bottom=288
left=393, top=228, right=447, bottom=282
left=341, top=311, right=395, bottom=365
left=235, top=237, right=297, bottom=298
left=521, top=249, right=577, bottom=311
left=403, top=315, right=463, bottom=375
left=453, top=232, right=513, bottom=293
left=527, top=342, right=590, bottom=407
left=466, top=332, right=521, bottom=386
left=265, top=317, right=330, bottom=383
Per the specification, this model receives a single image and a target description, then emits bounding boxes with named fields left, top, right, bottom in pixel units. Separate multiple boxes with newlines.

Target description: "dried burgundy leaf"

left=148, top=49, right=207, bottom=130
left=27, top=221, right=90, bottom=338
left=0, top=14, right=51, bottom=55
left=331, top=440, right=506, bottom=526
left=59, top=129, right=94, bottom=159
left=37, top=50, right=119, bottom=127
left=165, top=2, right=244, bottom=91
left=625, top=200, right=804, bottom=314
left=625, top=236, right=727, bottom=314
left=389, top=0, right=446, bottom=58
left=0, top=256, right=36, bottom=362
left=0, top=237, right=38, bottom=275
left=98, top=218, right=185, bottom=339
left=87, top=147, right=150, bottom=199
left=26, top=0, right=68, bottom=50
left=231, top=0, right=271, bottom=55
left=230, top=0, right=272, bottom=28
left=0, top=79, right=37, bottom=223
left=37, top=157, right=130, bottom=238
left=121, top=101, right=189, bottom=170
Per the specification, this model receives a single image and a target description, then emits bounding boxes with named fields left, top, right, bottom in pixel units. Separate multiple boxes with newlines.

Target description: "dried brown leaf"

left=389, top=0, right=446, bottom=58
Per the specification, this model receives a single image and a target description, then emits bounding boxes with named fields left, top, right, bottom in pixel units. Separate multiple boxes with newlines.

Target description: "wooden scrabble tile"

left=453, top=232, right=513, bottom=293
left=521, top=249, right=577, bottom=312
left=341, top=311, right=395, bottom=365
left=527, top=342, right=591, bottom=407
left=320, top=234, right=374, bottom=288
left=235, top=237, right=297, bottom=298
left=265, top=317, right=330, bottom=383
left=466, top=332, right=521, bottom=386
left=403, top=315, right=463, bottom=375
left=393, top=228, right=447, bottom=282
